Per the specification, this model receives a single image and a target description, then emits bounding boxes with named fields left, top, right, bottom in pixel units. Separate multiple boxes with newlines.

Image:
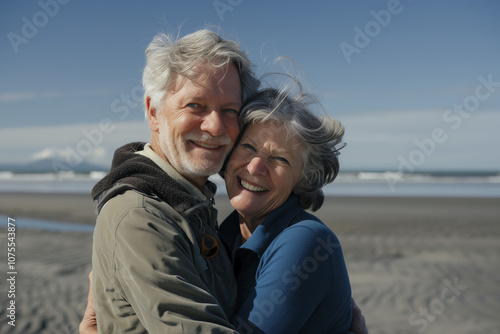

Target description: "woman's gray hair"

left=238, top=85, right=345, bottom=211
left=142, top=29, right=260, bottom=115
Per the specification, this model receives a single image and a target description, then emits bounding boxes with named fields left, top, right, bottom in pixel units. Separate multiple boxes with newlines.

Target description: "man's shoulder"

left=97, top=188, right=198, bottom=246
left=99, top=188, right=147, bottom=218
left=97, top=189, right=175, bottom=228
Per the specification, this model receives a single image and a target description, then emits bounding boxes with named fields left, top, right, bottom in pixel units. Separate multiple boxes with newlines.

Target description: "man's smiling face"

left=149, top=63, right=242, bottom=187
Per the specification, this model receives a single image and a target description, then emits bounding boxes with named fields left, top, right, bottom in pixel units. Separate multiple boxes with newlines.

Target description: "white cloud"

left=1, top=110, right=499, bottom=171
left=1, top=121, right=150, bottom=166
left=337, top=109, right=500, bottom=171
left=0, top=91, right=63, bottom=102
left=0, top=89, right=114, bottom=102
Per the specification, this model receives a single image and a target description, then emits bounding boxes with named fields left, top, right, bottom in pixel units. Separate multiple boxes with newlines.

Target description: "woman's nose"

left=247, top=156, right=268, bottom=176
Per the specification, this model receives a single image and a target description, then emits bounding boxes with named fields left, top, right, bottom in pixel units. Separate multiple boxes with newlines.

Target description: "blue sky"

left=1, top=0, right=499, bottom=172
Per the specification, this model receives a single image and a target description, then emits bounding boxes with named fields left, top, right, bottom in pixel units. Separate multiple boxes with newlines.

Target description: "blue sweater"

left=219, top=195, right=352, bottom=334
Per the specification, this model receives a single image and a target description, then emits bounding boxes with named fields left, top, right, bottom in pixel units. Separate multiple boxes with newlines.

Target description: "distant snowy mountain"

left=0, top=158, right=109, bottom=174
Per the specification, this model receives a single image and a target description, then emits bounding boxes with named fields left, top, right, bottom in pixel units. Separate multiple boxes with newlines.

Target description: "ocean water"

left=1, top=171, right=498, bottom=232
left=325, top=172, right=500, bottom=198
left=0, top=171, right=499, bottom=197
left=0, top=214, right=95, bottom=233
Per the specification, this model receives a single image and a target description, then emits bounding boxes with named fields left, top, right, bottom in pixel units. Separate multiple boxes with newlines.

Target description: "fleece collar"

left=92, top=142, right=216, bottom=216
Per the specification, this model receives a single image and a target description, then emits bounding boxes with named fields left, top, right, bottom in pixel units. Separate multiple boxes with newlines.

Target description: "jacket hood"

left=92, top=142, right=215, bottom=216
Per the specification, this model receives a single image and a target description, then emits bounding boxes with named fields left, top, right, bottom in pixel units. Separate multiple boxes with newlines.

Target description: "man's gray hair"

left=239, top=85, right=345, bottom=211
left=143, top=29, right=260, bottom=115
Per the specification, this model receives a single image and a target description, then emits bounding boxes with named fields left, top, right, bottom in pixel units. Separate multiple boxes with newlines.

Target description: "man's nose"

left=201, top=109, right=226, bottom=137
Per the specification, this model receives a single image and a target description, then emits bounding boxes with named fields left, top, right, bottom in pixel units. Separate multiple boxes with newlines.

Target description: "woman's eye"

left=274, top=156, right=290, bottom=164
left=242, top=143, right=256, bottom=151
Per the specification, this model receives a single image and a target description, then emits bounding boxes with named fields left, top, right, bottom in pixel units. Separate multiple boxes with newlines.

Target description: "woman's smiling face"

left=225, top=121, right=304, bottom=226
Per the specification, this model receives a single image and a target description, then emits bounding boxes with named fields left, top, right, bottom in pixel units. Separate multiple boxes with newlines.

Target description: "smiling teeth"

left=240, top=179, right=266, bottom=192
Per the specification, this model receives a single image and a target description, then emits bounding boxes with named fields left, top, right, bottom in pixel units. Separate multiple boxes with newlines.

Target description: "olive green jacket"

left=91, top=142, right=238, bottom=333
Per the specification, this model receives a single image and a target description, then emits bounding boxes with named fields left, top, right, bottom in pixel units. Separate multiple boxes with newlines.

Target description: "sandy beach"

left=0, top=192, right=499, bottom=333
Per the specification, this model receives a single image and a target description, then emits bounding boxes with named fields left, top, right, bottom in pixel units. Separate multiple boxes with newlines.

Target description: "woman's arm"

left=79, top=272, right=97, bottom=334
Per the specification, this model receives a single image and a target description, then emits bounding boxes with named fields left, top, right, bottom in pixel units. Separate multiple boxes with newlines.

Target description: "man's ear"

left=146, top=97, right=159, bottom=132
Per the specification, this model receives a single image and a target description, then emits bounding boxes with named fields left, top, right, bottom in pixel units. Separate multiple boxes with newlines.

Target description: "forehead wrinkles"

left=247, top=123, right=303, bottom=157
left=167, top=62, right=229, bottom=93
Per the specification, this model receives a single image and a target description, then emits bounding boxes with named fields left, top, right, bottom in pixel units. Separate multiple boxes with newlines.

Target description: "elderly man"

left=80, top=29, right=367, bottom=333
left=88, top=29, right=259, bottom=333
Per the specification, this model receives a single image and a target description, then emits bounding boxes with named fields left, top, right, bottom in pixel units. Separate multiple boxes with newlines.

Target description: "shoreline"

left=1, top=192, right=498, bottom=227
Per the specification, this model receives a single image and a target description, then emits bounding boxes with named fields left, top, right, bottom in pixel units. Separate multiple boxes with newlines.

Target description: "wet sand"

left=0, top=193, right=499, bottom=333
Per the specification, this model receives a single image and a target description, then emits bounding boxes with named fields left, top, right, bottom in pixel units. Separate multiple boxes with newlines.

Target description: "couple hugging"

left=79, top=29, right=367, bottom=334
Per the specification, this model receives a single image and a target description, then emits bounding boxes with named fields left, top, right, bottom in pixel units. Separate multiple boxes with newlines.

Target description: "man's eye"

left=223, top=109, right=240, bottom=118
left=187, top=103, right=201, bottom=108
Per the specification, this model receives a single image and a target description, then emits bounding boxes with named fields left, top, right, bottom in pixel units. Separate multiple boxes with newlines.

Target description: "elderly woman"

left=80, top=86, right=363, bottom=333
left=219, top=86, right=352, bottom=333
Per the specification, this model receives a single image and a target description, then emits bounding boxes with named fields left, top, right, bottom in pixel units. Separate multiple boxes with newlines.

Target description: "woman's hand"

left=79, top=272, right=98, bottom=334
left=349, top=298, right=368, bottom=334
